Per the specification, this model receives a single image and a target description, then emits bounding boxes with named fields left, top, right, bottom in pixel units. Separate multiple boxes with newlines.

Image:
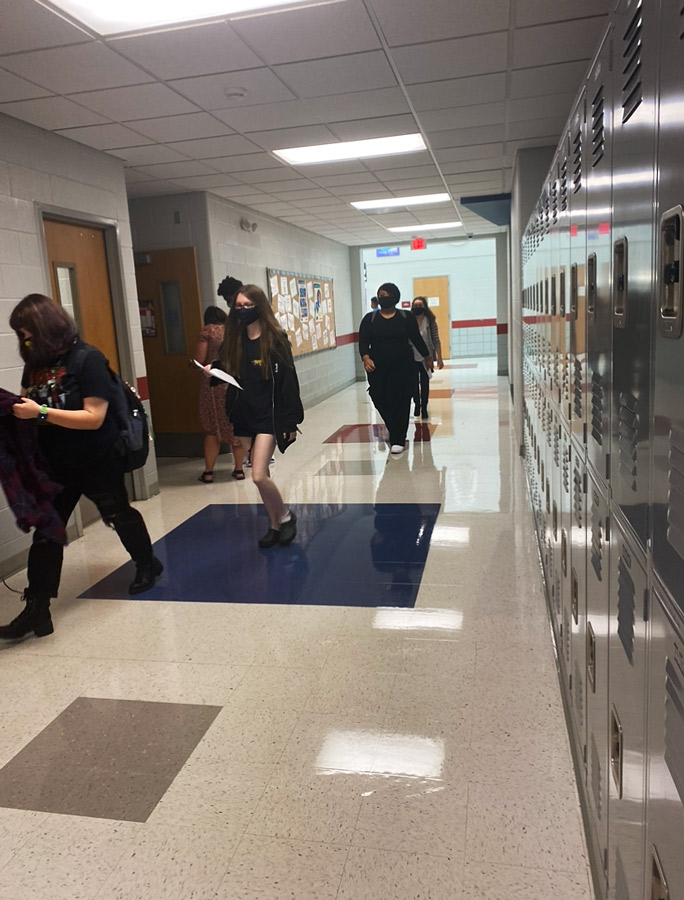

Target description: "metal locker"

left=550, top=161, right=563, bottom=414
left=646, top=583, right=684, bottom=900
left=558, top=141, right=573, bottom=424
left=585, top=31, right=614, bottom=490
left=569, top=445, right=588, bottom=763
left=548, top=408, right=564, bottom=646
left=560, top=422, right=574, bottom=678
left=611, top=0, right=658, bottom=551
left=585, top=472, right=611, bottom=884
left=568, top=92, right=588, bottom=457
left=607, top=514, right=647, bottom=900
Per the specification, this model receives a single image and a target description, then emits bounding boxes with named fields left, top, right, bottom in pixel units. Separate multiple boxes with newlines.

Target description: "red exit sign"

left=411, top=238, right=426, bottom=250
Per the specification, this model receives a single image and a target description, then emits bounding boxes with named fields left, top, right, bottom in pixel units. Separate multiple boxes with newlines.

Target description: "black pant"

left=29, top=455, right=153, bottom=598
left=368, top=359, right=414, bottom=447
left=413, top=361, right=430, bottom=414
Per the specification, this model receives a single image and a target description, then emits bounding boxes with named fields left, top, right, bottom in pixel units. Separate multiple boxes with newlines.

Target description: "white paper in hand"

left=193, top=359, right=242, bottom=389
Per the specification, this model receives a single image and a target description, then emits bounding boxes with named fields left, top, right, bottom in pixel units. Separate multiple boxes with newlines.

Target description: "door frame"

left=34, top=203, right=150, bottom=519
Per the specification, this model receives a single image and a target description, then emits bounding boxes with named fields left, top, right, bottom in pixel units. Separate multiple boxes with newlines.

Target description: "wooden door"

left=412, top=276, right=450, bottom=360
left=133, top=248, right=202, bottom=435
left=44, top=219, right=120, bottom=370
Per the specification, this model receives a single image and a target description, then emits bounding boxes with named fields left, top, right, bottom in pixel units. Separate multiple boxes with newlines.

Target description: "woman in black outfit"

left=1, top=294, right=161, bottom=640
left=215, top=283, right=303, bottom=548
left=359, top=282, right=432, bottom=454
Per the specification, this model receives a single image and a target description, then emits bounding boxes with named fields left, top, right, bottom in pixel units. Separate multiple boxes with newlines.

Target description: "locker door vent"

left=563, top=444, right=570, bottom=495
left=666, top=425, right=684, bottom=562
left=554, top=572, right=561, bottom=615
left=664, top=657, right=684, bottom=805
left=617, top=556, right=636, bottom=664
left=591, top=371, right=604, bottom=446
left=551, top=178, right=558, bottom=224
left=573, top=464, right=584, bottom=528
left=554, top=424, right=560, bottom=467
left=590, top=496, right=604, bottom=581
left=574, top=358, right=583, bottom=418
left=572, top=125, right=582, bottom=194
left=560, top=158, right=568, bottom=211
left=564, top=607, right=571, bottom=663
left=618, top=392, right=639, bottom=492
left=574, top=660, right=584, bottom=717
left=591, top=84, right=605, bottom=168
left=591, top=733, right=603, bottom=819
left=621, top=0, right=643, bottom=124
left=614, top=848, right=630, bottom=900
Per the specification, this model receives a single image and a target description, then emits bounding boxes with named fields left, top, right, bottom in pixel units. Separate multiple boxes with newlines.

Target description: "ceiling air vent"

left=621, top=0, right=643, bottom=124
left=572, top=126, right=582, bottom=193
left=591, top=84, right=605, bottom=167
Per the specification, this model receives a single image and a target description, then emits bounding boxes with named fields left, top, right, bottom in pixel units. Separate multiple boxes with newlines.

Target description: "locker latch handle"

left=610, top=705, right=623, bottom=799
left=651, top=846, right=669, bottom=900
left=613, top=237, right=628, bottom=329
left=587, top=621, right=596, bottom=693
left=570, top=263, right=578, bottom=320
left=659, top=206, right=684, bottom=339
left=571, top=568, right=578, bottom=625
left=587, top=253, right=597, bottom=325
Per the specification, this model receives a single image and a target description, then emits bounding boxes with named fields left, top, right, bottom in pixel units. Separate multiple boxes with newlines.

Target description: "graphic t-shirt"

left=229, top=337, right=274, bottom=435
left=22, top=341, right=119, bottom=474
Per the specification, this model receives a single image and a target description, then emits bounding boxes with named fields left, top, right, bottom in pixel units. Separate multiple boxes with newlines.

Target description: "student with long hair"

left=1, top=294, right=161, bottom=640
left=194, top=305, right=245, bottom=482
left=213, top=283, right=303, bottom=548
left=411, top=296, right=444, bottom=419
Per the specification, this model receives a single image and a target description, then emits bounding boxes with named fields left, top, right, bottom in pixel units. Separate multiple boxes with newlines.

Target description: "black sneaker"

left=278, top=513, right=297, bottom=546
left=258, top=528, right=280, bottom=548
left=129, top=556, right=163, bottom=594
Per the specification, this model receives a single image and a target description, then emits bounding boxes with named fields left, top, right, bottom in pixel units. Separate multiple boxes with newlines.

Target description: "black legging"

left=413, top=361, right=430, bottom=415
left=28, top=453, right=153, bottom=598
left=368, top=359, right=414, bottom=447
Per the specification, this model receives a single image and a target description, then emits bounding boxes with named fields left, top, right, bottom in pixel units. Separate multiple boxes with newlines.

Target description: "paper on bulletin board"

left=325, top=315, right=331, bottom=332
left=293, top=302, right=300, bottom=320
left=427, top=296, right=440, bottom=307
left=270, top=274, right=279, bottom=296
left=280, top=276, right=288, bottom=295
left=306, top=281, right=313, bottom=300
left=287, top=312, right=295, bottom=332
left=289, top=277, right=297, bottom=297
left=316, top=323, right=322, bottom=340
left=311, top=332, right=318, bottom=350
left=277, top=295, right=284, bottom=313
left=302, top=323, right=309, bottom=339
left=324, top=283, right=330, bottom=299
left=295, top=328, right=302, bottom=347
left=323, top=330, right=329, bottom=346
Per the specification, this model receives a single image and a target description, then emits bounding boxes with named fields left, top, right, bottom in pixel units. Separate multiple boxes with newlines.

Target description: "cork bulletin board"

left=266, top=268, right=337, bottom=358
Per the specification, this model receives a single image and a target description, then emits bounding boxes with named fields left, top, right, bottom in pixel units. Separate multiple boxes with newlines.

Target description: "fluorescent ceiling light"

left=273, top=133, right=426, bottom=166
left=351, top=193, right=450, bottom=211
left=49, top=0, right=314, bottom=35
left=388, top=221, right=463, bottom=233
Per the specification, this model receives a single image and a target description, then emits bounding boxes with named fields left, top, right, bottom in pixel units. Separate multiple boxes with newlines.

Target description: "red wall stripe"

left=336, top=332, right=358, bottom=346
left=451, top=318, right=497, bottom=329
left=496, top=323, right=508, bottom=335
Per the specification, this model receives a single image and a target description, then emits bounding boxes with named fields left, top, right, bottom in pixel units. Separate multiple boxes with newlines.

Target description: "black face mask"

left=413, top=307, right=425, bottom=316
left=235, top=307, right=260, bottom=325
left=378, top=296, right=396, bottom=309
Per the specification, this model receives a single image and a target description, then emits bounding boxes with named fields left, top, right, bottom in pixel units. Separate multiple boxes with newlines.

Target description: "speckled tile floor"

left=0, top=359, right=594, bottom=900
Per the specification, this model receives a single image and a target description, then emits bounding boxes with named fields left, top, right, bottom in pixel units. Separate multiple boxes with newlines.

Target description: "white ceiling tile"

left=512, top=19, right=607, bottom=68
left=208, top=184, right=272, bottom=198
left=294, top=160, right=370, bottom=177
left=362, top=151, right=433, bottom=171
left=2, top=43, right=154, bottom=94
left=434, top=144, right=505, bottom=163
left=207, top=153, right=286, bottom=173
left=109, top=145, right=188, bottom=166
left=166, top=134, right=262, bottom=159
left=234, top=168, right=310, bottom=186
left=515, top=0, right=612, bottom=27
left=377, top=178, right=445, bottom=191
left=245, top=124, right=337, bottom=151
left=124, top=168, right=157, bottom=183
left=330, top=184, right=395, bottom=198
left=506, top=116, right=567, bottom=141
left=0, top=96, right=109, bottom=129
left=126, top=181, right=182, bottom=197
left=232, top=0, right=380, bottom=64
left=392, top=33, right=508, bottom=84
left=440, top=157, right=507, bottom=175
left=329, top=114, right=417, bottom=142
left=270, top=188, right=333, bottom=200
left=0, top=67, right=52, bottom=102
left=370, top=0, right=510, bottom=45
left=164, top=174, right=241, bottom=190
left=420, top=102, right=506, bottom=132
left=507, top=93, right=576, bottom=123
left=75, top=83, right=199, bottom=120
left=169, top=69, right=295, bottom=110
left=55, top=123, right=153, bottom=150
left=305, top=87, right=410, bottom=122
left=312, top=172, right=382, bottom=188
left=110, top=22, right=263, bottom=80
left=428, top=124, right=505, bottom=148
left=274, top=52, right=397, bottom=99
left=126, top=113, right=234, bottom=142
left=509, top=61, right=589, bottom=99
left=0, top=0, right=91, bottom=54
left=134, top=160, right=219, bottom=179
left=406, top=74, right=507, bottom=112
left=212, top=101, right=320, bottom=132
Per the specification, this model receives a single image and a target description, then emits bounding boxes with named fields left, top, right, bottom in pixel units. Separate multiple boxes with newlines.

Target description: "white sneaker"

left=390, top=444, right=405, bottom=454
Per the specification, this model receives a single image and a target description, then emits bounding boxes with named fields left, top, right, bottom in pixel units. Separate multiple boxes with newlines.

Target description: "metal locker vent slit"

left=591, top=372, right=604, bottom=445
left=666, top=425, right=684, bottom=561
left=574, top=359, right=583, bottom=418
left=572, top=126, right=582, bottom=194
left=618, top=392, right=639, bottom=491
left=591, top=499, right=604, bottom=580
left=591, top=733, right=603, bottom=818
left=617, top=557, right=636, bottom=663
left=573, top=465, right=584, bottom=528
left=574, top=660, right=584, bottom=717
left=621, top=0, right=643, bottom=124
left=560, top=159, right=568, bottom=211
left=591, top=84, right=605, bottom=167
left=664, top=657, right=684, bottom=806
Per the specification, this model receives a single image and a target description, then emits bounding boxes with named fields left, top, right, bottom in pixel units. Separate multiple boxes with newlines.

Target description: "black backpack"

left=71, top=346, right=150, bottom=472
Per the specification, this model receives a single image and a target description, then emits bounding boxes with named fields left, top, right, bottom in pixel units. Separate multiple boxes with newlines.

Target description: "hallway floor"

left=0, top=360, right=594, bottom=900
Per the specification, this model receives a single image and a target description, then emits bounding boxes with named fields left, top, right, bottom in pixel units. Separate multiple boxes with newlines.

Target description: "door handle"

left=610, top=705, right=623, bottom=798
left=571, top=263, right=578, bottom=320
left=613, top=237, right=628, bottom=329
left=659, top=206, right=684, bottom=339
left=572, top=567, right=579, bottom=624
left=587, top=621, right=596, bottom=692
left=587, top=253, right=597, bottom=325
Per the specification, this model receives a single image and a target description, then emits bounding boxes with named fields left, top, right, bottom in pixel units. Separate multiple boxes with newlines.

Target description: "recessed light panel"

left=351, top=193, right=450, bottom=210
left=49, top=0, right=315, bottom=35
left=388, top=222, right=463, bottom=233
left=273, top=133, right=426, bottom=166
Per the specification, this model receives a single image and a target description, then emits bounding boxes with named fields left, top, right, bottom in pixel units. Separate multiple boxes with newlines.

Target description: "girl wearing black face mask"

left=358, top=282, right=432, bottom=454
left=411, top=296, right=444, bottom=419
left=211, top=283, right=304, bottom=548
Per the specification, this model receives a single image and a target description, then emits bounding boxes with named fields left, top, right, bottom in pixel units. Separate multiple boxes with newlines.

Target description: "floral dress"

left=196, top=324, right=241, bottom=448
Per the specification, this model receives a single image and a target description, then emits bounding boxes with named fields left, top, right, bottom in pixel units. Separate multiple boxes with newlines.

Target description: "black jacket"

left=212, top=338, right=304, bottom=452
left=358, top=308, right=430, bottom=360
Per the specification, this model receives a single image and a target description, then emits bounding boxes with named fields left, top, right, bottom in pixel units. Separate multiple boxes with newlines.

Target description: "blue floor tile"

left=79, top=503, right=441, bottom=608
